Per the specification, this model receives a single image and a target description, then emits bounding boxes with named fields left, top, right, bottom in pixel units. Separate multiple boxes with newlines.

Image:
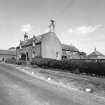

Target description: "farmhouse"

left=16, top=32, right=62, bottom=60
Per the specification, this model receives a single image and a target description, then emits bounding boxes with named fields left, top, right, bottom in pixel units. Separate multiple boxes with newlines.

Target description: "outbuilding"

left=0, top=50, right=16, bottom=61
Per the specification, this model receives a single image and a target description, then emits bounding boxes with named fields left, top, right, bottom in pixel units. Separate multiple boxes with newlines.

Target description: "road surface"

left=0, top=63, right=105, bottom=105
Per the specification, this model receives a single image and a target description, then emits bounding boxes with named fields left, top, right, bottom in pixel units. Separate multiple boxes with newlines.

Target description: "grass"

left=17, top=64, right=105, bottom=97
left=32, top=67, right=105, bottom=97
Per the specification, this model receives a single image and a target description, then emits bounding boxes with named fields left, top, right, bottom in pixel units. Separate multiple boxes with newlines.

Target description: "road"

left=0, top=63, right=105, bottom=105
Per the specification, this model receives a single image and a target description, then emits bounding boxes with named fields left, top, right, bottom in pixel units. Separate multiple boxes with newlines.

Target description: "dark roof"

left=62, top=44, right=79, bottom=52
left=18, top=32, right=56, bottom=48
left=0, top=50, right=16, bottom=56
left=8, top=47, right=16, bottom=51
left=20, top=38, right=33, bottom=46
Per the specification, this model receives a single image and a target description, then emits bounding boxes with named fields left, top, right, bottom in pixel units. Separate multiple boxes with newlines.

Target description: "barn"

left=62, top=44, right=81, bottom=59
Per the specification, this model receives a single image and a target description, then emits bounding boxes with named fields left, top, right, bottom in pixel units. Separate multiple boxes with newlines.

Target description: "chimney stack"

left=24, top=32, right=28, bottom=41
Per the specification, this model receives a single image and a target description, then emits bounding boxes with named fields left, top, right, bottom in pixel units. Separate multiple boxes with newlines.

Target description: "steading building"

left=16, top=20, right=84, bottom=61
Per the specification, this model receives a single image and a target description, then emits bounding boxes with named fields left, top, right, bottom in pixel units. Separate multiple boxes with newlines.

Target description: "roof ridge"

left=88, top=50, right=105, bottom=57
left=62, top=44, right=79, bottom=52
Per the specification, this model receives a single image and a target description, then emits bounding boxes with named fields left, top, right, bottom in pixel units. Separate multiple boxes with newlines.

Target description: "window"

left=32, top=51, right=35, bottom=58
left=56, top=52, right=59, bottom=60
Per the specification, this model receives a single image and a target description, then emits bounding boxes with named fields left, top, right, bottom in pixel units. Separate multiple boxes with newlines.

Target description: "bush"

left=5, top=57, right=16, bottom=64
left=16, top=59, right=27, bottom=65
left=73, top=68, right=80, bottom=74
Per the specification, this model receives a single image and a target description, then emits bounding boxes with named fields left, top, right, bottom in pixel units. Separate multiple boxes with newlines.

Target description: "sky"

left=0, top=0, right=105, bottom=54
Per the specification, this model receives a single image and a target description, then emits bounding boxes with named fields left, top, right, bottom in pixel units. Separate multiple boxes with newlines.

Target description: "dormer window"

left=32, top=41, right=35, bottom=47
left=35, top=39, right=38, bottom=43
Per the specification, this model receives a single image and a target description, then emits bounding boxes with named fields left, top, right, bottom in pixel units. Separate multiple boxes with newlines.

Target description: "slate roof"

left=0, top=50, right=16, bottom=56
left=17, top=32, right=56, bottom=48
left=88, top=48, right=105, bottom=59
left=62, top=44, right=79, bottom=52
left=8, top=47, right=16, bottom=51
left=20, top=38, right=34, bottom=46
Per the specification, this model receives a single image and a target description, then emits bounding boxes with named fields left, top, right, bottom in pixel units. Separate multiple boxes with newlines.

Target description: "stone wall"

left=41, top=32, right=62, bottom=60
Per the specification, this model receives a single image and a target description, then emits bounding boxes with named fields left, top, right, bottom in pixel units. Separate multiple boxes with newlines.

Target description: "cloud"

left=68, top=25, right=103, bottom=34
left=21, top=24, right=32, bottom=32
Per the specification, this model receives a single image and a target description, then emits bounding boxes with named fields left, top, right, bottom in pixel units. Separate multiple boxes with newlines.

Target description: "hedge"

left=16, top=59, right=27, bottom=65
left=31, top=58, right=80, bottom=72
left=31, top=58, right=105, bottom=75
